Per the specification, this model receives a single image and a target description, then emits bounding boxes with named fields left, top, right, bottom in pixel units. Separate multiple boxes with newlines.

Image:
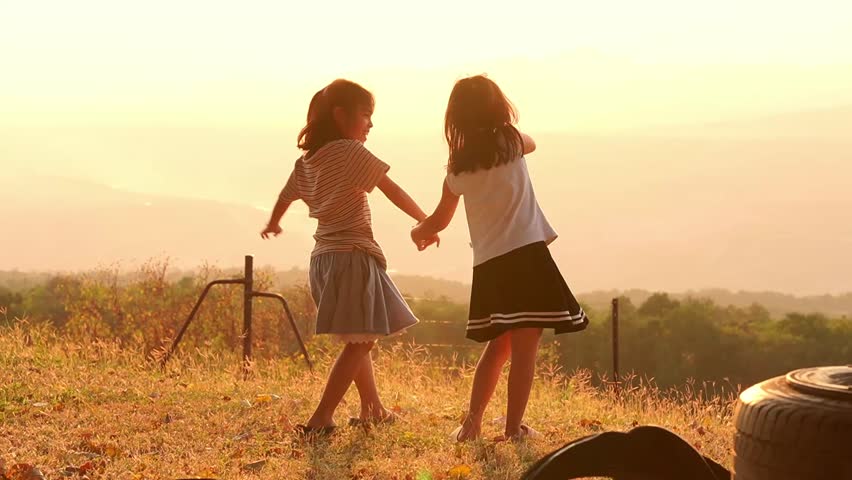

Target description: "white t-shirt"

left=446, top=156, right=557, bottom=266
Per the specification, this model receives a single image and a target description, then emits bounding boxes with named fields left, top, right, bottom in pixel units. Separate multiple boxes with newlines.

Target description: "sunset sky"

left=2, top=1, right=852, bottom=294
left=4, top=1, right=852, bottom=131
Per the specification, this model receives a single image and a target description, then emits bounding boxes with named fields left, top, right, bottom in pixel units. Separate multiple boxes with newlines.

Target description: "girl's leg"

left=306, top=340, right=375, bottom=428
left=457, top=332, right=512, bottom=441
left=505, top=327, right=543, bottom=438
left=353, top=349, right=390, bottom=420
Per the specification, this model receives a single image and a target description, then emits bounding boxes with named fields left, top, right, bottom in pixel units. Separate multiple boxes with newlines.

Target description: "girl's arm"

left=377, top=174, right=428, bottom=223
left=260, top=196, right=292, bottom=239
left=411, top=179, right=460, bottom=249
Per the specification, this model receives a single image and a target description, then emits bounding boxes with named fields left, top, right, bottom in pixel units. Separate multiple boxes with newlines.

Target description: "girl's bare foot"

left=495, top=424, right=539, bottom=443
left=349, top=408, right=398, bottom=426
left=450, top=415, right=482, bottom=442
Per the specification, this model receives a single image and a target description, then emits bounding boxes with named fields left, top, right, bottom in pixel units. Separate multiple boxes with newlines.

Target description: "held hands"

left=260, top=223, right=283, bottom=239
left=411, top=222, right=440, bottom=251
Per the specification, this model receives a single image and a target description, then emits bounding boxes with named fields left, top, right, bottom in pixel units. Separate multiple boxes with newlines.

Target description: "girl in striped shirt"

left=262, top=79, right=437, bottom=436
left=412, top=75, right=589, bottom=442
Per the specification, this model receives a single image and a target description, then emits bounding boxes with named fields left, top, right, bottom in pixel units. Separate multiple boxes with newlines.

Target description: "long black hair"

left=444, top=75, right=523, bottom=174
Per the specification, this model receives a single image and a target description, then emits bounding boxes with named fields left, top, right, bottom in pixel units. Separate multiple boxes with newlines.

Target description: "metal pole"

left=161, top=254, right=311, bottom=373
left=161, top=278, right=243, bottom=367
left=612, top=297, right=620, bottom=384
left=243, top=255, right=254, bottom=366
left=253, top=291, right=313, bottom=370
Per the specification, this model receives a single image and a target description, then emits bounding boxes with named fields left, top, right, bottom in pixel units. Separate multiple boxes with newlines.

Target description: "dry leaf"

left=6, top=464, right=46, bottom=480
left=78, top=461, right=96, bottom=476
left=241, top=460, right=267, bottom=472
left=447, top=464, right=472, bottom=479
left=265, top=446, right=285, bottom=456
left=59, top=466, right=78, bottom=477
left=104, top=444, right=121, bottom=459
left=579, top=418, right=603, bottom=430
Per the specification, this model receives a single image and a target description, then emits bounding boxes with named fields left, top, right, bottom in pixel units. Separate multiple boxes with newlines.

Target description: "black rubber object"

left=521, top=425, right=730, bottom=479
left=733, top=365, right=852, bottom=480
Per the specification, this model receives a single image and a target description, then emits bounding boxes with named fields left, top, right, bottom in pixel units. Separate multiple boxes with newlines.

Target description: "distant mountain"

left=3, top=266, right=850, bottom=318
left=580, top=289, right=852, bottom=319
left=271, top=268, right=471, bottom=304
left=529, top=127, right=852, bottom=295
left=0, top=175, right=317, bottom=272
left=3, top=105, right=852, bottom=294
left=272, top=271, right=852, bottom=317
left=633, top=106, right=852, bottom=138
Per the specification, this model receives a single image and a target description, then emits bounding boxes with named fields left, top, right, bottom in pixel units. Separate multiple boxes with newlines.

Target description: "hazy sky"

left=3, top=0, right=852, bottom=132
left=4, top=1, right=852, bottom=193
left=3, top=1, right=852, bottom=294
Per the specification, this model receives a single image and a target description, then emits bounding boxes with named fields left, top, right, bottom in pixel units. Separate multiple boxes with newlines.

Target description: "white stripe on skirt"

left=467, top=310, right=588, bottom=330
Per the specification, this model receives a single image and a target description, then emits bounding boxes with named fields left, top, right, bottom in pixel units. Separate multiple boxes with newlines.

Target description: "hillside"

left=0, top=176, right=316, bottom=273
left=4, top=267, right=852, bottom=318
left=0, top=325, right=733, bottom=479
left=580, top=289, right=852, bottom=318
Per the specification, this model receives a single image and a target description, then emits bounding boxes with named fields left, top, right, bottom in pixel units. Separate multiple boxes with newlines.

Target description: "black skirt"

left=467, top=241, right=589, bottom=343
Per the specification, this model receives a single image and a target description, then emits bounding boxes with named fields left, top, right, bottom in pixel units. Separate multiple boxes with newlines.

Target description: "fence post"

left=161, top=254, right=312, bottom=372
left=243, top=255, right=253, bottom=367
left=612, top=297, right=620, bottom=385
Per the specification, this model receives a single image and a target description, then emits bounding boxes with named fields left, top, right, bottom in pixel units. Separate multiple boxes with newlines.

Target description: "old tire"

left=733, top=365, right=852, bottom=480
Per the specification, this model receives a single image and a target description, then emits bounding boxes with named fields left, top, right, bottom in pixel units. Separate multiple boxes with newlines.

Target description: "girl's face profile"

left=337, top=105, right=374, bottom=143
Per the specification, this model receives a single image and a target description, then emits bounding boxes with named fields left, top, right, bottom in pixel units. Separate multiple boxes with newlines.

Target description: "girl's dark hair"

left=444, top=75, right=523, bottom=175
left=297, top=79, right=374, bottom=154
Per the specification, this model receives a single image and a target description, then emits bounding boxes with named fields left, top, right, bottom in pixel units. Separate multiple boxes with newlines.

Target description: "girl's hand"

left=260, top=223, right=283, bottom=239
left=411, top=224, right=440, bottom=251
left=410, top=223, right=426, bottom=248
left=422, top=233, right=440, bottom=250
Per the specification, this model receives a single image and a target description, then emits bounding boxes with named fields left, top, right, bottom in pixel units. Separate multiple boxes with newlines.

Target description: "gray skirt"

left=309, top=249, right=419, bottom=343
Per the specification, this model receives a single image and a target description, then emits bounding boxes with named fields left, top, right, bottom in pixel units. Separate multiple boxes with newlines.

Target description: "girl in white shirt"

left=412, top=75, right=589, bottom=442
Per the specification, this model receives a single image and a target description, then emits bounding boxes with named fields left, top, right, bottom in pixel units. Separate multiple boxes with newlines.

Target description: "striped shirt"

left=279, top=139, right=390, bottom=269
